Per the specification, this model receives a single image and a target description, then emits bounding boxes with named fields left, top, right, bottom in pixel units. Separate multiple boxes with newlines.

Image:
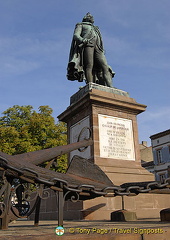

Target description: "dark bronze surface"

left=67, top=13, right=115, bottom=87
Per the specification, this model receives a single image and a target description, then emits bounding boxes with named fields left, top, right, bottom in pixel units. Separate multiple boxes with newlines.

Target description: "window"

left=159, top=173, right=166, bottom=183
left=156, top=149, right=163, bottom=164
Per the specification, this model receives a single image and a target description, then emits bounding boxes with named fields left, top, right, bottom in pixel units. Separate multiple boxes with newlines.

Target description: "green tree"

left=0, top=105, right=67, bottom=172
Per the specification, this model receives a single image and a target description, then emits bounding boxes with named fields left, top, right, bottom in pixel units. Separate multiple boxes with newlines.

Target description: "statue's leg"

left=95, top=51, right=113, bottom=87
left=83, top=47, right=94, bottom=83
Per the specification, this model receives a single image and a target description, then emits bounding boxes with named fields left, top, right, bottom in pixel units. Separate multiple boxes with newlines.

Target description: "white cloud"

left=0, top=29, right=71, bottom=77
left=0, top=56, right=40, bottom=76
left=139, top=107, right=170, bottom=123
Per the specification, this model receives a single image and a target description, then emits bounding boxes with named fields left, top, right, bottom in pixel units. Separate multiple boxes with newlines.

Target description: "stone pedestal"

left=58, top=83, right=154, bottom=185
left=58, top=83, right=161, bottom=220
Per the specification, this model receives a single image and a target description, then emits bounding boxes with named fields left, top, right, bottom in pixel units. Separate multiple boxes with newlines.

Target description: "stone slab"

left=160, top=208, right=170, bottom=221
left=98, top=114, right=135, bottom=160
left=111, top=210, right=137, bottom=221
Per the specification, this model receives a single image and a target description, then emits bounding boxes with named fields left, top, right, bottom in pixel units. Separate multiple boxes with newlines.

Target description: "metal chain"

left=1, top=157, right=170, bottom=198
left=63, top=177, right=170, bottom=197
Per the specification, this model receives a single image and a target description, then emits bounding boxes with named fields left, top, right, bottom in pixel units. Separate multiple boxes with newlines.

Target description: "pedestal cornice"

left=58, top=84, right=146, bottom=122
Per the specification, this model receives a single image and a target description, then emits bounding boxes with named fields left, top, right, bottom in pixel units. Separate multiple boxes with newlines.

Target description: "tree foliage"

left=0, top=105, right=67, bottom=172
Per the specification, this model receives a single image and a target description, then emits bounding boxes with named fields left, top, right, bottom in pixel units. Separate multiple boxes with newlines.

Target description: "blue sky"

left=0, top=0, right=170, bottom=145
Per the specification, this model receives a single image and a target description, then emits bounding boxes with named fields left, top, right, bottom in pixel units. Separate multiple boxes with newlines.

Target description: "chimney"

left=142, top=141, right=147, bottom=147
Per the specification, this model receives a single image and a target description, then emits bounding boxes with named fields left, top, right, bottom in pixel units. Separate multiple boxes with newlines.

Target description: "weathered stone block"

left=111, top=210, right=137, bottom=221
left=160, top=208, right=170, bottom=221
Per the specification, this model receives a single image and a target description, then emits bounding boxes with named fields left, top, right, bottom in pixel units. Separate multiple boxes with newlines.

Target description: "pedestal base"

left=111, top=210, right=137, bottom=221
left=160, top=208, right=170, bottom=221
left=58, top=83, right=164, bottom=220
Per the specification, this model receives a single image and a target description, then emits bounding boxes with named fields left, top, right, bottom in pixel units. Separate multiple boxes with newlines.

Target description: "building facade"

left=140, top=141, right=154, bottom=174
left=150, top=129, right=170, bottom=182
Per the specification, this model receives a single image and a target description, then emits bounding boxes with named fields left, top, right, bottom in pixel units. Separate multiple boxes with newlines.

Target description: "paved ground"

left=0, top=219, right=170, bottom=240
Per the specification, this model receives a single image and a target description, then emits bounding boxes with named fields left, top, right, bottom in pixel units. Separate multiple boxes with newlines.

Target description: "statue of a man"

left=67, top=13, right=115, bottom=87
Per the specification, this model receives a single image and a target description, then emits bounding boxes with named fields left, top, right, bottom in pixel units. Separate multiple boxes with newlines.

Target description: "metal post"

left=0, top=183, right=11, bottom=230
left=121, top=196, right=125, bottom=210
left=58, top=191, right=64, bottom=227
left=34, top=196, right=41, bottom=227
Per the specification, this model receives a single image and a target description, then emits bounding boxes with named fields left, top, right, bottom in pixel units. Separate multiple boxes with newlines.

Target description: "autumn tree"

left=0, top=105, right=67, bottom=172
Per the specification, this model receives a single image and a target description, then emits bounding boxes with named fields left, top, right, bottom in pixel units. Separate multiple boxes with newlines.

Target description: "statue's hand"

left=78, top=38, right=89, bottom=48
left=82, top=38, right=88, bottom=45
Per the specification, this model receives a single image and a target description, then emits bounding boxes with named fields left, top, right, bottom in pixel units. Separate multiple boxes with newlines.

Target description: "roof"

left=150, top=129, right=170, bottom=140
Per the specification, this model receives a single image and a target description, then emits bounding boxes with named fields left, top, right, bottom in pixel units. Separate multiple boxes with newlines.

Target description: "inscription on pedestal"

left=98, top=114, right=135, bottom=160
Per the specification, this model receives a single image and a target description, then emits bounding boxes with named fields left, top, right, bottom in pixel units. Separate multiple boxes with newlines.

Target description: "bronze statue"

left=67, top=13, right=115, bottom=87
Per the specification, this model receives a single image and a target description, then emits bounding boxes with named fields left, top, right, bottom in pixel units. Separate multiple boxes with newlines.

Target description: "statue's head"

left=82, top=12, right=94, bottom=24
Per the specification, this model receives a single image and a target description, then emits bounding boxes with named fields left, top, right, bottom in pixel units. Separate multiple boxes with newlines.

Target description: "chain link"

left=1, top=157, right=170, bottom=197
